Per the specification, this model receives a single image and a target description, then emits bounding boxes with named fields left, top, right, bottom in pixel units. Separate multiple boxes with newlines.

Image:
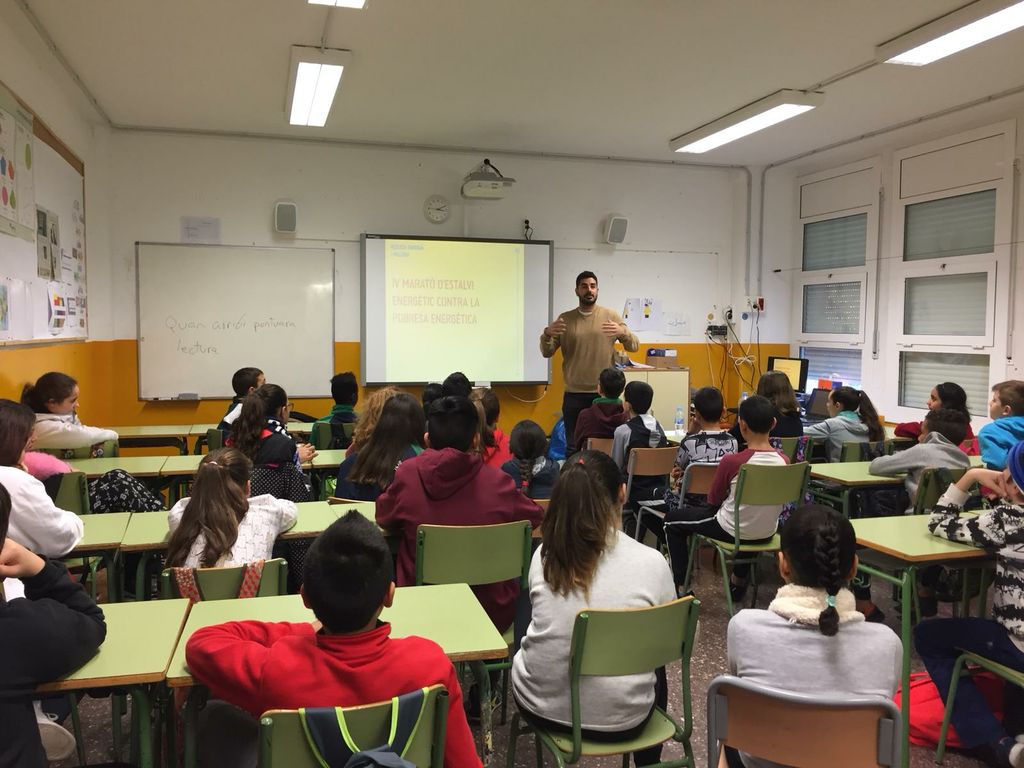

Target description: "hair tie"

left=825, top=594, right=837, bottom=608
left=577, top=458, right=586, bottom=465
left=206, top=461, right=219, bottom=467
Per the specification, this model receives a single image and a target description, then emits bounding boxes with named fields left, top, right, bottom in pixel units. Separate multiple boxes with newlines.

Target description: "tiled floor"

left=55, top=560, right=988, bottom=767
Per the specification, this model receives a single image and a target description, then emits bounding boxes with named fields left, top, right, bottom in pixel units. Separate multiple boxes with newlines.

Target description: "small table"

left=160, top=454, right=205, bottom=503
left=70, top=512, right=132, bottom=602
left=283, top=500, right=376, bottom=539
left=66, top=456, right=168, bottom=479
left=852, top=515, right=991, bottom=768
left=105, top=425, right=191, bottom=455
left=38, top=599, right=192, bottom=768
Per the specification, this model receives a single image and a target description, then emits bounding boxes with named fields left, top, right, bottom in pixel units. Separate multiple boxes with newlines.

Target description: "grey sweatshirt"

left=868, top=432, right=970, bottom=510
left=511, top=530, right=676, bottom=731
left=802, top=412, right=870, bottom=462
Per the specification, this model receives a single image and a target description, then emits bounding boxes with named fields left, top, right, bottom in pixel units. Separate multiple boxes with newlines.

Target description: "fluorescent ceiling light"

left=878, top=0, right=1024, bottom=65
left=670, top=90, right=824, bottom=154
left=286, top=45, right=351, bottom=127
left=308, top=0, right=367, bottom=7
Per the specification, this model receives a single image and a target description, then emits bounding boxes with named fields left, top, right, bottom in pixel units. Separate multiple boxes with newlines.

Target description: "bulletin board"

left=0, top=79, right=88, bottom=343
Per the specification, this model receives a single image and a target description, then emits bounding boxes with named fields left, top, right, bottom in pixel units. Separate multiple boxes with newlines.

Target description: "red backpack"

left=896, top=670, right=1005, bottom=748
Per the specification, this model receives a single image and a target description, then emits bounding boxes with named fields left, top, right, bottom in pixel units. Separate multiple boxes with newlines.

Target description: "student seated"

left=376, top=396, right=543, bottom=633
left=729, top=371, right=803, bottom=450
left=916, top=452, right=1024, bottom=768
left=22, top=372, right=118, bottom=452
left=501, top=420, right=559, bottom=499
left=348, top=386, right=399, bottom=454
left=334, top=393, right=424, bottom=502
left=470, top=388, right=513, bottom=468
left=802, top=386, right=884, bottom=462
left=572, top=367, right=627, bottom=453
left=511, top=451, right=675, bottom=766
left=315, top=372, right=358, bottom=449
left=894, top=381, right=978, bottom=455
left=441, top=371, right=472, bottom=398
left=611, top=381, right=669, bottom=514
left=978, top=380, right=1024, bottom=470
left=726, top=505, right=901, bottom=768
left=166, top=448, right=297, bottom=568
left=230, top=384, right=316, bottom=468
left=664, top=386, right=737, bottom=514
left=185, top=512, right=481, bottom=768
left=664, top=395, right=788, bottom=599
left=421, top=382, right=443, bottom=411
left=0, top=483, right=107, bottom=767
left=217, top=367, right=264, bottom=432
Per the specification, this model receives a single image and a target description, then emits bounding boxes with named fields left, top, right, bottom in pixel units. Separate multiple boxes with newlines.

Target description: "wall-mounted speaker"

left=274, top=200, right=297, bottom=234
left=605, top=214, right=628, bottom=244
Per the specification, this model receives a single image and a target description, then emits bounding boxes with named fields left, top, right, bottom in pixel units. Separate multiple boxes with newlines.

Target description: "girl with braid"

left=725, top=505, right=901, bottom=768
left=500, top=420, right=559, bottom=499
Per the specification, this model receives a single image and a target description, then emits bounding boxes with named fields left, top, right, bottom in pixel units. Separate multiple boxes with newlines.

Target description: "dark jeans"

left=664, top=505, right=758, bottom=587
left=914, top=617, right=1024, bottom=748
left=562, top=392, right=599, bottom=455
left=516, top=667, right=668, bottom=766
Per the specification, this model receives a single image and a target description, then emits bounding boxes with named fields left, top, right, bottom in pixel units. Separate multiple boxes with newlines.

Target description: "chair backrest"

left=415, top=521, right=533, bottom=589
left=732, top=462, right=810, bottom=508
left=55, top=471, right=91, bottom=515
left=310, top=422, right=333, bottom=450
left=706, top=676, right=901, bottom=768
left=681, top=462, right=717, bottom=497
left=160, top=558, right=288, bottom=600
left=624, top=446, right=677, bottom=502
left=40, top=439, right=119, bottom=460
left=343, top=421, right=357, bottom=439
left=206, top=428, right=225, bottom=451
left=769, top=436, right=809, bottom=463
left=884, top=438, right=915, bottom=455
left=839, top=440, right=885, bottom=462
left=259, top=685, right=448, bottom=768
left=586, top=437, right=614, bottom=455
left=912, top=466, right=969, bottom=515
left=561, top=597, right=699, bottom=763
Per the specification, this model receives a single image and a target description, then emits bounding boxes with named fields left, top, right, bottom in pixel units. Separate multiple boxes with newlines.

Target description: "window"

left=800, top=346, right=862, bottom=390
left=899, top=351, right=989, bottom=415
left=903, top=273, right=988, bottom=336
left=801, top=281, right=861, bottom=335
left=802, top=213, right=867, bottom=270
left=903, top=189, right=996, bottom=261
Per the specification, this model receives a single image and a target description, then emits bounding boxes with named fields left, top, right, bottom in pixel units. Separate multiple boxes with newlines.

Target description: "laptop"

left=802, top=387, right=832, bottom=424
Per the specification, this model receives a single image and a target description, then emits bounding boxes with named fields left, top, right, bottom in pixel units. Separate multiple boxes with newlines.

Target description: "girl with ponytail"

left=804, top=385, right=885, bottom=462
left=894, top=381, right=979, bottom=455
left=166, top=448, right=297, bottom=568
left=500, top=420, right=559, bottom=499
left=726, top=504, right=901, bottom=767
left=511, top=451, right=676, bottom=766
left=228, top=384, right=316, bottom=467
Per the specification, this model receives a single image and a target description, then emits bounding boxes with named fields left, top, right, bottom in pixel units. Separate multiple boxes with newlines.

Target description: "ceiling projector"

left=461, top=158, right=516, bottom=199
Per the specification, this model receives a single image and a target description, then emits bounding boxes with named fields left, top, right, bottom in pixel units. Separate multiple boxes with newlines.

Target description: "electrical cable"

left=523, top=219, right=534, bottom=240
left=502, top=385, right=548, bottom=404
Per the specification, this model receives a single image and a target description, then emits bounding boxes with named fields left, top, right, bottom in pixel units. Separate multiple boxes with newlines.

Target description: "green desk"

left=66, top=456, right=168, bottom=479
left=283, top=500, right=375, bottom=538
left=852, top=515, right=991, bottom=768
left=70, top=512, right=132, bottom=602
left=309, top=448, right=347, bottom=470
left=160, top=454, right=204, bottom=504
left=189, top=424, right=218, bottom=435
left=38, top=599, right=191, bottom=768
left=105, top=425, right=191, bottom=455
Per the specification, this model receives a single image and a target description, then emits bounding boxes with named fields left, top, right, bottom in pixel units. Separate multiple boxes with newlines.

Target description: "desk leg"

left=182, top=687, right=204, bottom=768
left=135, top=551, right=155, bottom=601
left=978, top=565, right=993, bottom=618
left=131, top=685, right=154, bottom=768
left=470, top=660, right=493, bottom=766
left=841, top=488, right=851, bottom=519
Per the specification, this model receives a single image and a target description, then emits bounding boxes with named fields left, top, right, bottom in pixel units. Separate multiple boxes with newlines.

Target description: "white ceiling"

left=20, top=0, right=1024, bottom=165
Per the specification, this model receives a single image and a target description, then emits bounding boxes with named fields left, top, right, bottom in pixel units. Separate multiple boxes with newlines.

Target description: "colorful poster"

left=47, top=282, right=67, bottom=334
left=14, top=121, right=34, bottom=231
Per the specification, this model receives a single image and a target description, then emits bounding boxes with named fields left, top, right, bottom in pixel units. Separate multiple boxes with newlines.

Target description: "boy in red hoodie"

left=377, top=396, right=543, bottom=634
left=572, top=367, right=628, bottom=453
left=185, top=512, right=481, bottom=768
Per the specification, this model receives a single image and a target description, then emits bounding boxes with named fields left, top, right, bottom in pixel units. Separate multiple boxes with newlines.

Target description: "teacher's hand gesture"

left=601, top=320, right=623, bottom=338
left=545, top=317, right=567, bottom=338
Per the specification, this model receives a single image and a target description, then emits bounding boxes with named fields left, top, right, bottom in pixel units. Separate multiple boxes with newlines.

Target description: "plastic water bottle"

left=674, top=406, right=684, bottom=434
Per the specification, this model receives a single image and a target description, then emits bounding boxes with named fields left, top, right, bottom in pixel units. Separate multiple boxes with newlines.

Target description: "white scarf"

left=768, top=584, right=864, bottom=626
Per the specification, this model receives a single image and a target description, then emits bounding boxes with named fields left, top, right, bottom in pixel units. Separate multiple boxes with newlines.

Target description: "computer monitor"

left=766, top=356, right=809, bottom=393
left=805, top=387, right=832, bottom=419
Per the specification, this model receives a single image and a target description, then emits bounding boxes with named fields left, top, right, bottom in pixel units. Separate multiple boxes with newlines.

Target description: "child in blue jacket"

left=978, top=380, right=1024, bottom=470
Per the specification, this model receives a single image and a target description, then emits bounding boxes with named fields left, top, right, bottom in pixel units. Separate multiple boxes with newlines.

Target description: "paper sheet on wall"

left=622, top=297, right=663, bottom=332
left=0, top=83, right=35, bottom=241
left=665, top=312, right=689, bottom=336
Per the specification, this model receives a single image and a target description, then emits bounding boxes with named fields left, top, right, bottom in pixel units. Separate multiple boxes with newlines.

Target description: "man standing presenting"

left=540, top=271, right=639, bottom=446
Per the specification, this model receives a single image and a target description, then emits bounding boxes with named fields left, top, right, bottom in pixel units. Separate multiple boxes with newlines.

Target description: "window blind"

left=899, top=351, right=989, bottom=415
left=802, top=213, right=867, bottom=270
left=903, top=272, right=987, bottom=336
left=802, top=281, right=860, bottom=335
left=904, top=189, right=996, bottom=261
left=799, top=346, right=862, bottom=390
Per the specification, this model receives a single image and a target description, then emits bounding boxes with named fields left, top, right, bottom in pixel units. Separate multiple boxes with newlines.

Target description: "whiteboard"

left=136, top=243, right=335, bottom=399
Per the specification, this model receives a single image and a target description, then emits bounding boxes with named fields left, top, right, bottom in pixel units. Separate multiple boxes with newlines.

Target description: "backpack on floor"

left=896, top=670, right=1005, bottom=748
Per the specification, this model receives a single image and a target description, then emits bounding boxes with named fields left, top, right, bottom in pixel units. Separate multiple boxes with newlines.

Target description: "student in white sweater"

left=511, top=450, right=676, bottom=766
left=166, top=448, right=297, bottom=568
left=22, top=372, right=118, bottom=452
left=725, top=505, right=901, bottom=768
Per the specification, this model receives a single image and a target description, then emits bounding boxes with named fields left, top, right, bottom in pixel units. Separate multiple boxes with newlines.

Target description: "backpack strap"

left=385, top=688, right=428, bottom=758
left=300, top=707, right=356, bottom=768
left=171, top=567, right=203, bottom=603
left=236, top=560, right=265, bottom=598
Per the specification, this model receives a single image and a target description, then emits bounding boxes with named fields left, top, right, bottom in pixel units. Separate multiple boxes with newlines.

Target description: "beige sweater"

left=539, top=305, right=639, bottom=392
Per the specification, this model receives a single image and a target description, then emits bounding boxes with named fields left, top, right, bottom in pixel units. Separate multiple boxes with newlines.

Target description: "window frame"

left=895, top=260, right=997, bottom=347
left=796, top=271, right=868, bottom=344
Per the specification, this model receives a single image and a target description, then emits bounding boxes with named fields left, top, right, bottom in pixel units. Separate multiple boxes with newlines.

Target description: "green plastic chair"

left=55, top=470, right=91, bottom=515
left=771, top=436, right=809, bottom=462
left=415, top=521, right=533, bottom=730
left=936, top=652, right=1024, bottom=764
left=259, top=685, right=449, bottom=768
left=838, top=440, right=886, bottom=462
left=159, top=558, right=289, bottom=600
left=911, top=467, right=969, bottom=516
left=884, top=437, right=916, bottom=455
left=39, top=439, right=119, bottom=459
left=206, top=428, right=225, bottom=451
left=310, top=421, right=334, bottom=450
left=682, top=462, right=810, bottom=615
left=506, top=596, right=700, bottom=768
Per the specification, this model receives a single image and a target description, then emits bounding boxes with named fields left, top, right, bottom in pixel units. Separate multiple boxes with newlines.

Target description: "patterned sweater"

left=928, top=485, right=1024, bottom=651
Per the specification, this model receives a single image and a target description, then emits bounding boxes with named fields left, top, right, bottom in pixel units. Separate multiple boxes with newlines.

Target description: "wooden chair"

left=635, top=461, right=717, bottom=544
left=707, top=676, right=901, bottom=767
left=586, top=437, right=614, bottom=455
left=506, top=597, right=700, bottom=768
left=159, top=558, right=289, bottom=600
left=625, top=447, right=677, bottom=541
left=259, top=685, right=449, bottom=767
left=681, top=462, right=810, bottom=615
